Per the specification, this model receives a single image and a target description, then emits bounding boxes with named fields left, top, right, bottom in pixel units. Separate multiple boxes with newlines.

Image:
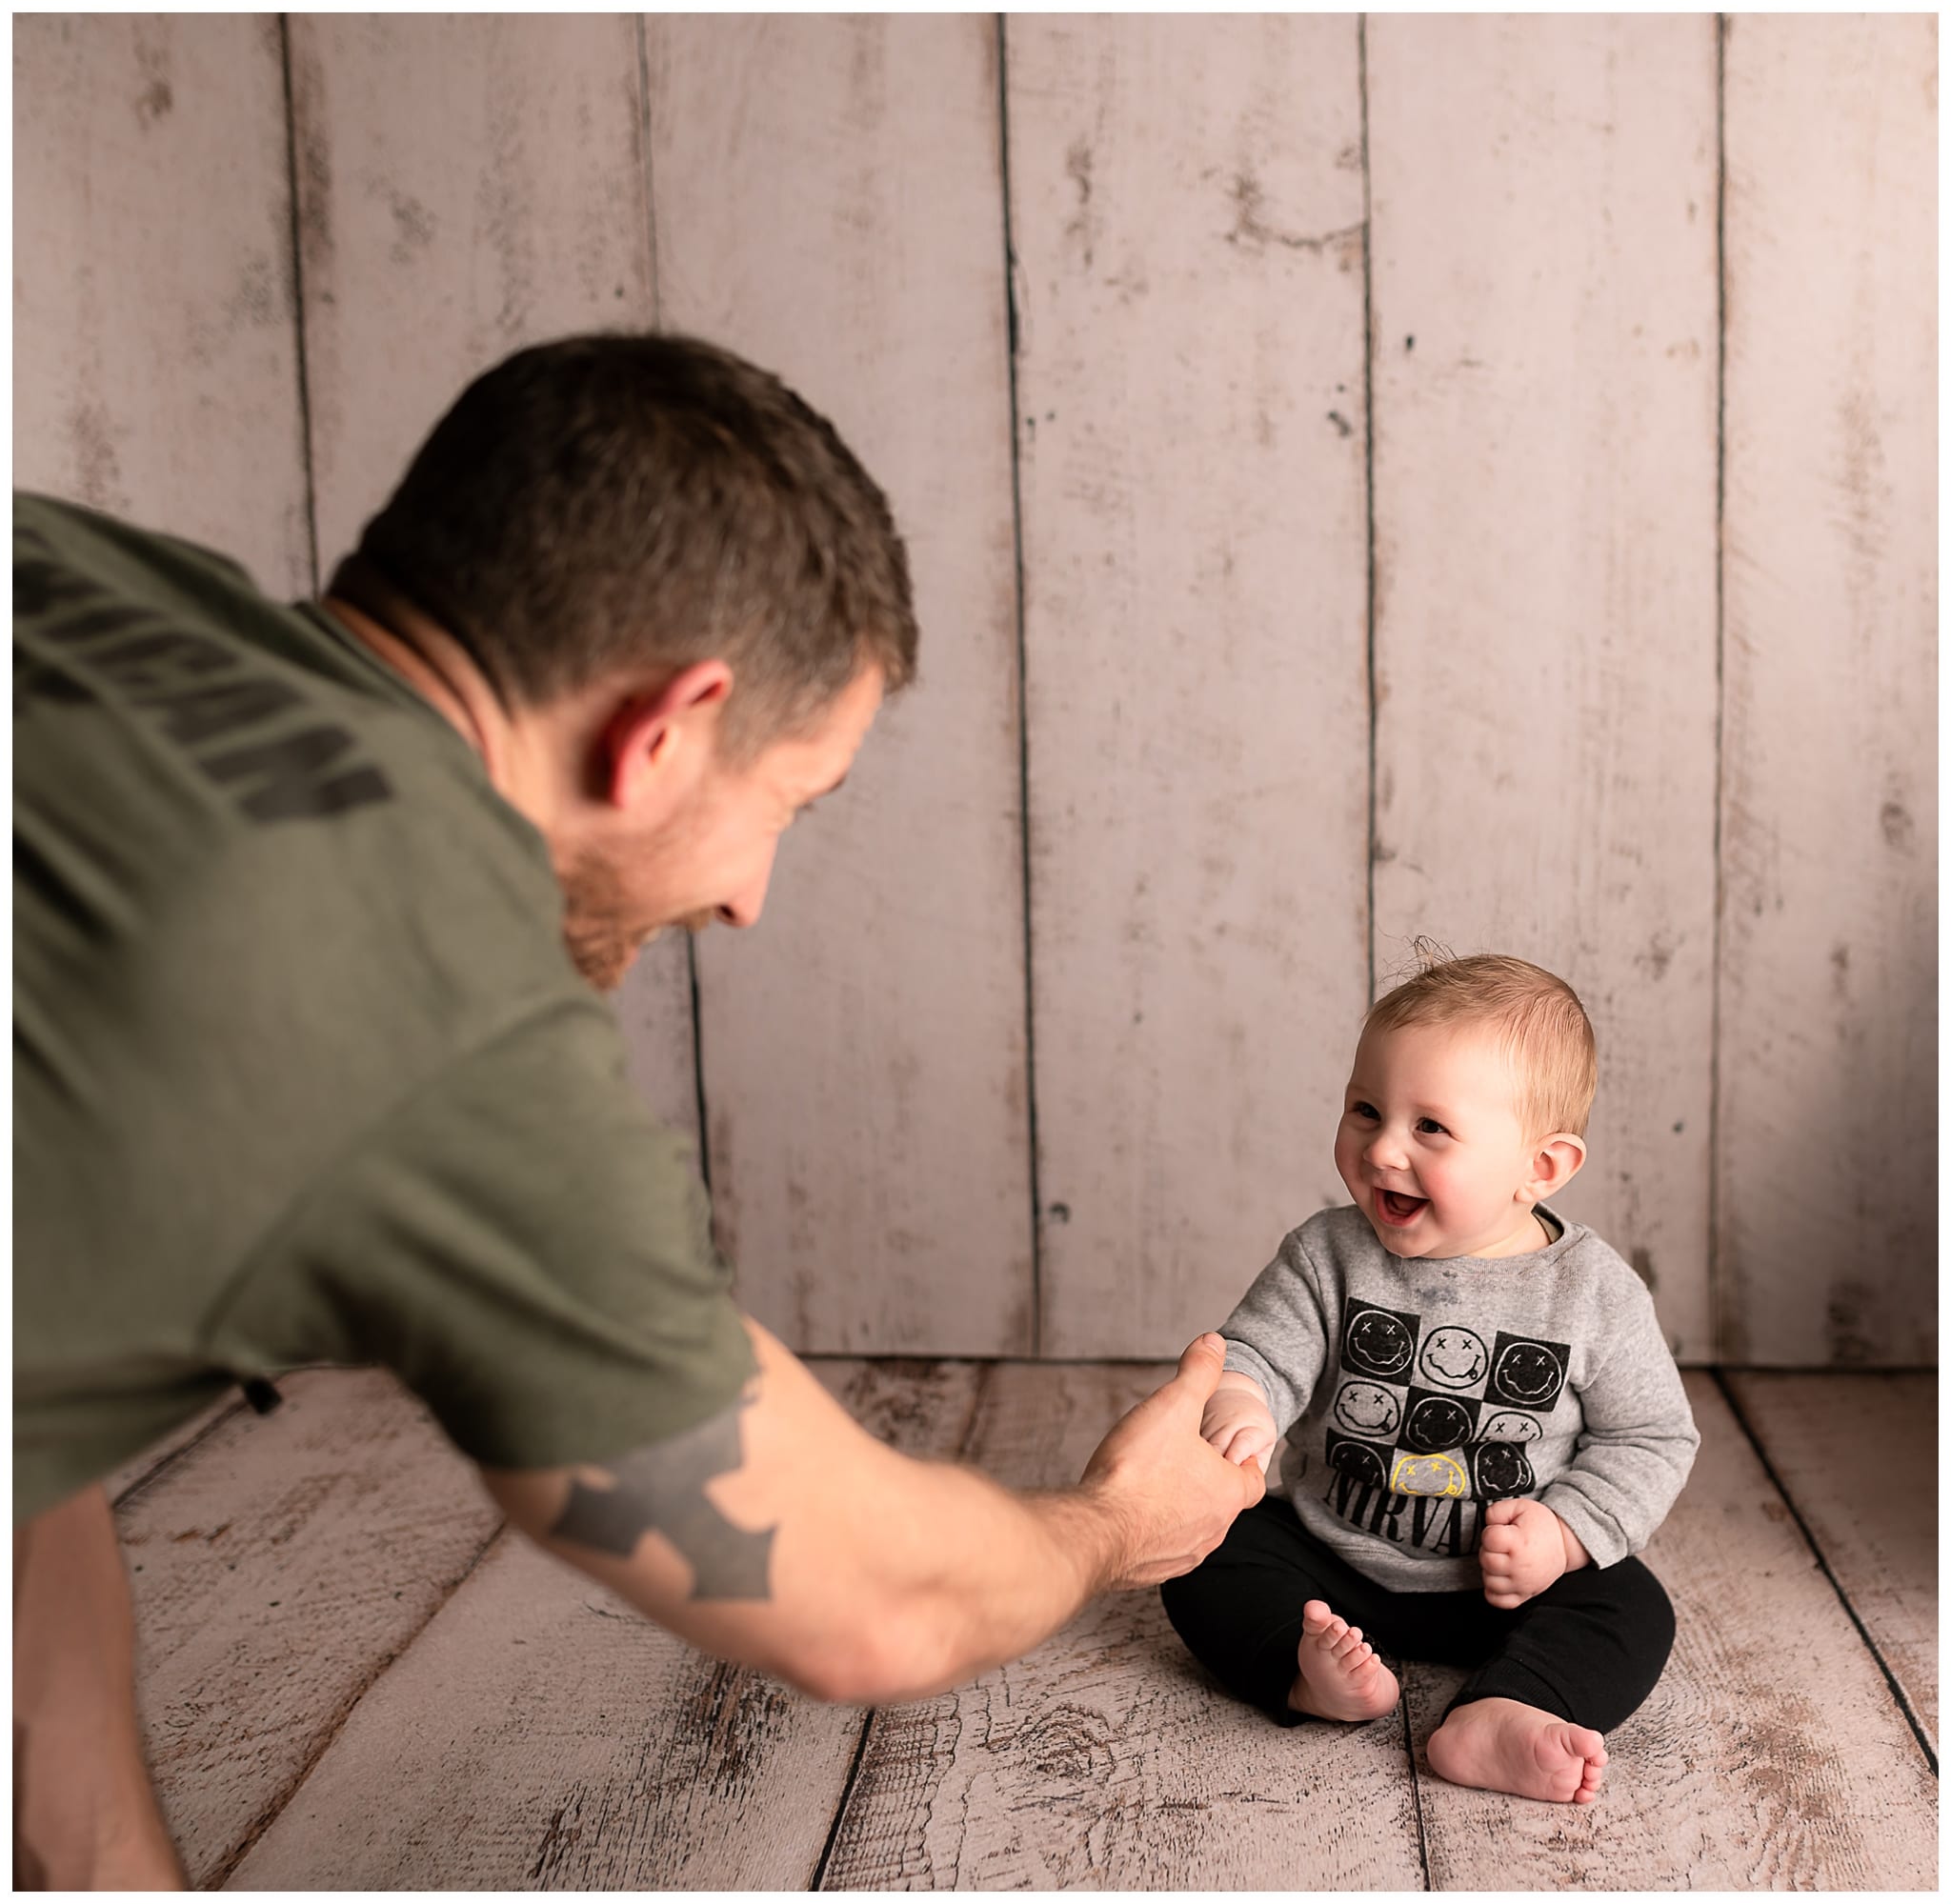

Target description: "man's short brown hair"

left=1367, top=946, right=1599, bottom=1138
left=353, top=331, right=916, bottom=756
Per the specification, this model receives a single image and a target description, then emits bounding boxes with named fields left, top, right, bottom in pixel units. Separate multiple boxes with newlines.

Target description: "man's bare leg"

left=13, top=1486, right=184, bottom=1889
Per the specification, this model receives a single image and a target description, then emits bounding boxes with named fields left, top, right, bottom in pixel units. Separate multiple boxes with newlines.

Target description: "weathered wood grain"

left=12, top=13, right=312, bottom=594
left=1717, top=15, right=1938, bottom=1365
left=107, top=1391, right=246, bottom=1506
left=1367, top=16, right=1720, bottom=1362
left=226, top=1361, right=982, bottom=1889
left=285, top=12, right=700, bottom=1140
left=647, top=16, right=1035, bottom=1355
left=821, top=1363, right=1426, bottom=1890
left=288, top=11, right=654, bottom=568
left=1404, top=1373, right=1937, bottom=1890
left=1726, top=1371, right=1937, bottom=1750
left=119, top=1369, right=501, bottom=1888
left=1007, top=15, right=1373, bottom=1358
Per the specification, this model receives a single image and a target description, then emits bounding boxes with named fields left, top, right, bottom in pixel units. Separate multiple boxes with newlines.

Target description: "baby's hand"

left=1200, top=1373, right=1277, bottom=1472
left=1478, top=1498, right=1579, bottom=1608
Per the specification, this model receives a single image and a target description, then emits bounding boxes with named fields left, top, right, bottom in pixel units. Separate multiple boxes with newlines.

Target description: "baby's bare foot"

left=1426, top=1696, right=1607, bottom=1804
left=1287, top=1599, right=1399, bottom=1722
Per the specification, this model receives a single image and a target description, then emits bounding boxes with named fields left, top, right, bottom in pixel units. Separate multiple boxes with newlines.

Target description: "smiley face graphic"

left=1404, top=1394, right=1474, bottom=1453
left=1478, top=1411, right=1543, bottom=1443
left=1328, top=1437, right=1389, bottom=1490
left=1332, top=1381, right=1401, bottom=1438
left=1472, top=1441, right=1536, bottom=1500
left=1491, top=1340, right=1565, bottom=1406
left=1389, top=1450, right=1469, bottom=1498
left=1418, top=1326, right=1488, bottom=1391
left=1344, top=1307, right=1415, bottom=1378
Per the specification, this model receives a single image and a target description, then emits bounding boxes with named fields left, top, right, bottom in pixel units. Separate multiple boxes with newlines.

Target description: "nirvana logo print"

left=1320, top=1294, right=1568, bottom=1557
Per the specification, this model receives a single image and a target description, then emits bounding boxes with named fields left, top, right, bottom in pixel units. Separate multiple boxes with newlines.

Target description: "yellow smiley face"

left=1388, top=1450, right=1469, bottom=1498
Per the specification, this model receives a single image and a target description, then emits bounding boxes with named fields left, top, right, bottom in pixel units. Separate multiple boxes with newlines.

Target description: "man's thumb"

left=1174, top=1331, right=1229, bottom=1398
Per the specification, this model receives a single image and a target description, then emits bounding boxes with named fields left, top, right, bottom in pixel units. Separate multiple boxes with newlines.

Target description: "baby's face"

left=1334, top=1019, right=1545, bottom=1261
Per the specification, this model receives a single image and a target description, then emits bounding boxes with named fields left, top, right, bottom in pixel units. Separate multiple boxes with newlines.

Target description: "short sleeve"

left=213, top=1001, right=755, bottom=1471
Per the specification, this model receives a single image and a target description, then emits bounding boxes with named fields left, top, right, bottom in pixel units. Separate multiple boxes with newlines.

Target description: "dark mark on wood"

left=1225, top=170, right=1362, bottom=256
left=529, top=1800, right=577, bottom=1883
left=386, top=189, right=437, bottom=266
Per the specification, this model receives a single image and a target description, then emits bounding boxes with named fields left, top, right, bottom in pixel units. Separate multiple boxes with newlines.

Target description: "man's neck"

left=320, top=555, right=557, bottom=826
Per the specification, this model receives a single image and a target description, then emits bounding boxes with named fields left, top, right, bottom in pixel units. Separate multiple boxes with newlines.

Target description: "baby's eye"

left=1349, top=1101, right=1379, bottom=1121
left=1415, top=1116, right=1449, bottom=1136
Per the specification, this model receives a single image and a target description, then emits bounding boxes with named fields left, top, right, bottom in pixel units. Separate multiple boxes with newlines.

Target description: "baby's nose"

left=1365, top=1130, right=1409, bottom=1170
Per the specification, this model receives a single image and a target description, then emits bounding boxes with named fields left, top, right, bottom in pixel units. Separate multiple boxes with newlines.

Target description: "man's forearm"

left=825, top=1465, right=1127, bottom=1703
left=489, top=1319, right=1257, bottom=1709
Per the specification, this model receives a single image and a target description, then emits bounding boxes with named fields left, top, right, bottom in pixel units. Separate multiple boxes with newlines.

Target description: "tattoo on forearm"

left=550, top=1394, right=775, bottom=1600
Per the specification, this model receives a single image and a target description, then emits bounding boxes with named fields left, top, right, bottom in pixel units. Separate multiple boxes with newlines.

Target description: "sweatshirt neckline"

left=1420, top=1201, right=1579, bottom=1268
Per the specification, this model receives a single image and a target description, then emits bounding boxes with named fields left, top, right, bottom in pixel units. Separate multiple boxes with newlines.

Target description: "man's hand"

left=1078, top=1333, right=1266, bottom=1592
left=1199, top=1370, right=1279, bottom=1471
left=1478, top=1497, right=1588, bottom=1609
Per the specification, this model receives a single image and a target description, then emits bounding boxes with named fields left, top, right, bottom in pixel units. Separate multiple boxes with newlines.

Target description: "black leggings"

left=1161, top=1497, right=1675, bottom=1734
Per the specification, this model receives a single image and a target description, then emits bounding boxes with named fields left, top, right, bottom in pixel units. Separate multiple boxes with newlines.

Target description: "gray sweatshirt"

left=1221, top=1202, right=1700, bottom=1592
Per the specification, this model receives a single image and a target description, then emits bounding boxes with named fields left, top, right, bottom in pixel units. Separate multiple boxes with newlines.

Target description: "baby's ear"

left=1529, top=1132, right=1587, bottom=1200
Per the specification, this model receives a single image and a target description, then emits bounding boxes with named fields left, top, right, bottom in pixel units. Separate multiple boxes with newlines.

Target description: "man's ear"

left=1527, top=1132, right=1587, bottom=1204
left=594, top=661, right=734, bottom=809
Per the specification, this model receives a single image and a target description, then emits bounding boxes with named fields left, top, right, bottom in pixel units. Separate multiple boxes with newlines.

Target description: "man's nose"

left=716, top=845, right=778, bottom=929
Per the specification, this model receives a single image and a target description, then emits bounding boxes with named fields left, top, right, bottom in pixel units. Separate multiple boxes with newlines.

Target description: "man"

left=13, top=333, right=1262, bottom=1888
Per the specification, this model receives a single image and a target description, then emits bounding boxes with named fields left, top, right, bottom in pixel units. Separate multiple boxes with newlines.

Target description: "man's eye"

left=1416, top=1116, right=1447, bottom=1136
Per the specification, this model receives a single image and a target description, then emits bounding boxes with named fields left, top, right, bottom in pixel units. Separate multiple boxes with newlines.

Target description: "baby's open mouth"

left=1378, top=1189, right=1428, bottom=1223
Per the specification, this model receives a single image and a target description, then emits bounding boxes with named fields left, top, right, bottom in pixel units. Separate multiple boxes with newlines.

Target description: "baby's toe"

left=1300, top=1599, right=1337, bottom=1638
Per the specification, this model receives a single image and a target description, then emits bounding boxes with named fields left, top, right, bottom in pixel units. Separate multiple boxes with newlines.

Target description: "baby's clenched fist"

left=1200, top=1371, right=1277, bottom=1472
left=1478, top=1497, right=1585, bottom=1609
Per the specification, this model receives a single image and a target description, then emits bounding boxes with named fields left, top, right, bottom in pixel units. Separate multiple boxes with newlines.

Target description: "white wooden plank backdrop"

left=1717, top=13, right=1939, bottom=1366
left=284, top=12, right=701, bottom=1141
left=647, top=15, right=1035, bottom=1354
left=1008, top=14, right=1373, bottom=1357
left=1366, top=14, right=1721, bottom=1361
left=12, top=13, right=312, bottom=597
left=11, top=14, right=1937, bottom=1367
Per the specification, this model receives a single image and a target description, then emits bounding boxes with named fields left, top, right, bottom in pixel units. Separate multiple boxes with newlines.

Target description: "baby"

left=1162, top=952, right=1699, bottom=1805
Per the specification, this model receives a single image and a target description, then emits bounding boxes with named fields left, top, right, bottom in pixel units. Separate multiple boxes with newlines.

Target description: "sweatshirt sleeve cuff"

left=1539, top=1487, right=1630, bottom=1571
left=1221, top=1338, right=1297, bottom=1428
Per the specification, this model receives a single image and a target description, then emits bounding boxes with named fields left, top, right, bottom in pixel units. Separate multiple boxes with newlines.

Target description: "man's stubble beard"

left=558, top=840, right=715, bottom=993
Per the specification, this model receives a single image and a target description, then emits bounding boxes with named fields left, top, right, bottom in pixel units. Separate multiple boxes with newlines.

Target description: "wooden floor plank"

left=1724, top=1371, right=1937, bottom=1751
left=226, top=1362, right=981, bottom=1890
left=120, top=1369, right=501, bottom=1887
left=107, top=1390, right=247, bottom=1504
left=1404, top=1373, right=1938, bottom=1891
left=820, top=1364, right=1427, bottom=1891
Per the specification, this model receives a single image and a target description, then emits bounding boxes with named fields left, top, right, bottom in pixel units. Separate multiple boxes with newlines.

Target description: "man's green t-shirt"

left=13, top=493, right=755, bottom=1522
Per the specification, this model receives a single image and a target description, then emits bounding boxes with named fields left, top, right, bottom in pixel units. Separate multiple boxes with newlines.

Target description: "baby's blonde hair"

left=1367, top=945, right=1598, bottom=1138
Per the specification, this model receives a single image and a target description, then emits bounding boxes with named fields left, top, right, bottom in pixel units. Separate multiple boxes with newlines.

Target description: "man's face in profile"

left=559, top=665, right=884, bottom=992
